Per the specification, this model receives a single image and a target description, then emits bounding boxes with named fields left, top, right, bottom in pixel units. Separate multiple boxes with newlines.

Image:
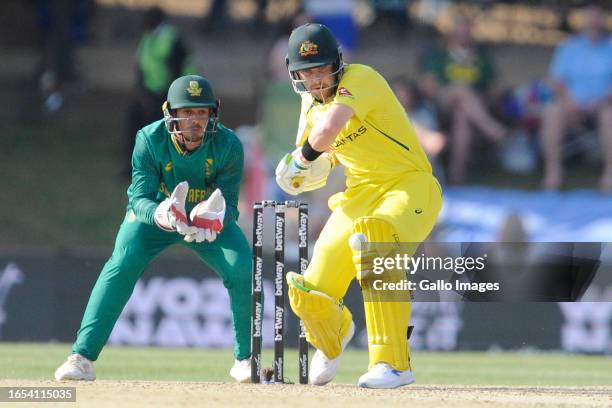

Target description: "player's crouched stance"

left=276, top=24, right=442, bottom=388
left=55, top=75, right=253, bottom=383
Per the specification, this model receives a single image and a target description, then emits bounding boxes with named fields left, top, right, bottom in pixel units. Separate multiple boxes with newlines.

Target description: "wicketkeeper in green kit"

left=55, top=75, right=253, bottom=383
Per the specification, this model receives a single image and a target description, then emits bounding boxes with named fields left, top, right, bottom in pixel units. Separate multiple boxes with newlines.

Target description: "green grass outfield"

left=1, top=343, right=610, bottom=386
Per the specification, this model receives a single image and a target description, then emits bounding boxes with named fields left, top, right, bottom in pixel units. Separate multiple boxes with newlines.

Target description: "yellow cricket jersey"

left=296, top=64, right=432, bottom=189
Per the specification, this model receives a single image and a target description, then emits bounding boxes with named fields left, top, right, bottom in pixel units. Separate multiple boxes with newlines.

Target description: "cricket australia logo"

left=299, top=41, right=319, bottom=57
left=0, top=263, right=24, bottom=338
left=187, top=81, right=202, bottom=96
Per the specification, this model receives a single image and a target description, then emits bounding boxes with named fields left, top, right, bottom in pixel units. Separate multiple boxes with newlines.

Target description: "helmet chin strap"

left=162, top=100, right=221, bottom=154
left=163, top=104, right=211, bottom=154
left=171, top=123, right=206, bottom=154
left=171, top=133, right=203, bottom=154
left=314, top=83, right=336, bottom=104
left=290, top=63, right=344, bottom=103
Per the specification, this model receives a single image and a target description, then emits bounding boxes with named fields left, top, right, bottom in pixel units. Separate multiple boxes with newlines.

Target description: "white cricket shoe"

left=357, top=362, right=415, bottom=389
left=230, top=358, right=252, bottom=383
left=54, top=354, right=96, bottom=381
left=309, top=320, right=355, bottom=385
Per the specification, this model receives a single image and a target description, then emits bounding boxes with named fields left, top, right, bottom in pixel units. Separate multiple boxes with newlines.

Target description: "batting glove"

left=275, top=150, right=312, bottom=196
left=300, top=150, right=333, bottom=192
left=275, top=148, right=333, bottom=195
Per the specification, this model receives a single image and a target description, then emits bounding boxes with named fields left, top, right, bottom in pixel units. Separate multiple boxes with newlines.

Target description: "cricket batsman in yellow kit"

left=275, top=23, right=443, bottom=388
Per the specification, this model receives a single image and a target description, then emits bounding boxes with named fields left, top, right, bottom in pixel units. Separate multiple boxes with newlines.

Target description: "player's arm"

left=548, top=41, right=579, bottom=113
left=302, top=103, right=354, bottom=159
left=183, top=134, right=243, bottom=244
left=294, top=106, right=311, bottom=147
left=210, top=136, right=244, bottom=226
left=129, top=131, right=163, bottom=226
left=276, top=104, right=352, bottom=195
left=128, top=132, right=192, bottom=234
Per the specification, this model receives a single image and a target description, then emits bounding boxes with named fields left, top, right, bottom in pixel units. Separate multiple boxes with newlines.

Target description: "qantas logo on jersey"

left=337, top=87, right=353, bottom=97
left=332, top=125, right=367, bottom=149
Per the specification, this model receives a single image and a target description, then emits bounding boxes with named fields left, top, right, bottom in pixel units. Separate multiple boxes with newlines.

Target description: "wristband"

left=302, top=139, right=324, bottom=161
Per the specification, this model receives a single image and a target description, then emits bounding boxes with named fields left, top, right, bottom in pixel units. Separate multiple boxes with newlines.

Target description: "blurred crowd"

left=251, top=3, right=612, bottom=199
left=236, top=2, right=612, bottom=244
left=23, top=1, right=612, bottom=239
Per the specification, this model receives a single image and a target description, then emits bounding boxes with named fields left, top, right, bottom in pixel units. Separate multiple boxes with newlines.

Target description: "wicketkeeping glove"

left=184, top=188, right=226, bottom=243
left=154, top=181, right=194, bottom=235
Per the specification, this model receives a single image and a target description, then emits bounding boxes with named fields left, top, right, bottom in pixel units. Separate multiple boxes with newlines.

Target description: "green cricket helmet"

left=163, top=75, right=220, bottom=146
left=286, top=23, right=344, bottom=95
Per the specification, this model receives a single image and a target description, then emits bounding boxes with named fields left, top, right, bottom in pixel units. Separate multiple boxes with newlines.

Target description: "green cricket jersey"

left=127, top=119, right=244, bottom=226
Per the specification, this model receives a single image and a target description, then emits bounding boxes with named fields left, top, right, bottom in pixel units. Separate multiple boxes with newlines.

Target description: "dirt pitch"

left=1, top=380, right=611, bottom=408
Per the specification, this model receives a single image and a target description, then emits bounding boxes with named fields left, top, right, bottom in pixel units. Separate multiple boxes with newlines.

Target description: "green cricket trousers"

left=72, top=212, right=252, bottom=361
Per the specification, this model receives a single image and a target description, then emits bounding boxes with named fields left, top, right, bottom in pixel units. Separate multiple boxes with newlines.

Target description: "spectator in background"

left=234, top=126, right=268, bottom=224
left=421, top=16, right=506, bottom=185
left=541, top=5, right=612, bottom=192
left=201, top=0, right=227, bottom=36
left=391, top=77, right=447, bottom=183
left=304, top=0, right=357, bottom=53
left=124, top=7, right=195, bottom=177
left=259, top=22, right=300, bottom=166
left=259, top=17, right=307, bottom=197
left=34, top=0, right=93, bottom=112
left=267, top=20, right=295, bottom=82
left=370, top=0, right=410, bottom=38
